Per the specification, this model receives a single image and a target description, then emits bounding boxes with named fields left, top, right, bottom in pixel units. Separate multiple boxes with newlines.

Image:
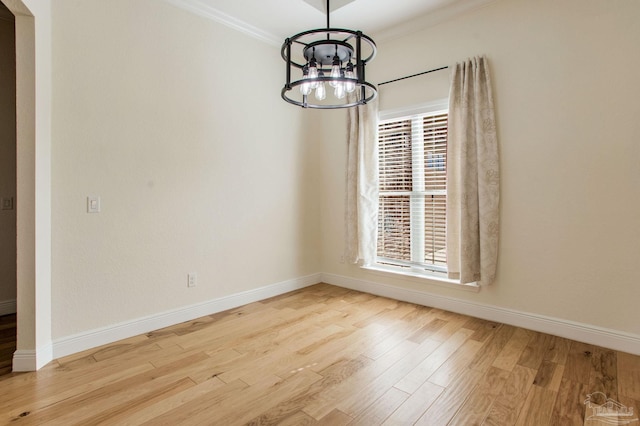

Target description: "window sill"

left=361, top=264, right=480, bottom=293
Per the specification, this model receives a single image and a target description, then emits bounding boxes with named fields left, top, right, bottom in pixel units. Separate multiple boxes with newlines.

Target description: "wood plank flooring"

left=0, top=284, right=638, bottom=425
left=0, top=313, right=16, bottom=377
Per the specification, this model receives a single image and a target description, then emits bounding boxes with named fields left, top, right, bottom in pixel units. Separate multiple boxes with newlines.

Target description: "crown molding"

left=164, top=0, right=281, bottom=47
left=163, top=0, right=499, bottom=49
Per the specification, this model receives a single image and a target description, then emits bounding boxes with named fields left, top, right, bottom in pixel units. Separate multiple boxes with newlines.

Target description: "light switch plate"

left=1, top=197, right=13, bottom=210
left=87, top=196, right=101, bottom=213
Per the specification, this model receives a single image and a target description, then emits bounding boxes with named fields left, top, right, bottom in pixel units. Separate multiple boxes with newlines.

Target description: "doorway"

left=0, top=0, right=50, bottom=372
left=0, top=0, right=16, bottom=376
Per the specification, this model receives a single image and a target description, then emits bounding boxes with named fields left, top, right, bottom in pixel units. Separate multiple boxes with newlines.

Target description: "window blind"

left=377, top=112, right=448, bottom=272
left=377, top=119, right=412, bottom=262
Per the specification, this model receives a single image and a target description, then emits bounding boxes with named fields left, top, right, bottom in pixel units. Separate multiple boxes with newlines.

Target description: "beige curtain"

left=345, top=95, right=379, bottom=265
left=446, top=56, right=500, bottom=285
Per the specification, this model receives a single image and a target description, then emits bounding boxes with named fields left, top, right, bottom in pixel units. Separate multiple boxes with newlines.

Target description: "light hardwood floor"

left=0, top=284, right=638, bottom=425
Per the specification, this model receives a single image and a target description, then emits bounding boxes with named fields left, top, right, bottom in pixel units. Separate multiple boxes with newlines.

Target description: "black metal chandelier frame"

left=281, top=0, right=377, bottom=109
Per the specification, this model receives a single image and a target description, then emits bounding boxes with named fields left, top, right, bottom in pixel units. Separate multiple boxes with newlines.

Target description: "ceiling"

left=166, top=0, right=497, bottom=45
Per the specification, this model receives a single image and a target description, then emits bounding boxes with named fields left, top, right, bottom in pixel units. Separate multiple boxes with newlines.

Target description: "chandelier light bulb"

left=308, top=58, right=319, bottom=89
left=330, top=64, right=341, bottom=79
left=300, top=80, right=312, bottom=96
left=345, top=78, right=356, bottom=93
left=334, top=83, right=346, bottom=99
left=315, top=70, right=327, bottom=100
left=345, top=62, right=356, bottom=93
left=315, top=81, right=326, bottom=100
left=329, top=55, right=341, bottom=88
left=300, top=66, right=312, bottom=96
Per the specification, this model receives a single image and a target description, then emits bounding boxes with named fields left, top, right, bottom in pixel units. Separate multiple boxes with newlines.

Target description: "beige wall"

left=0, top=5, right=16, bottom=307
left=25, top=0, right=640, bottom=358
left=319, top=0, right=640, bottom=335
left=51, top=0, right=320, bottom=338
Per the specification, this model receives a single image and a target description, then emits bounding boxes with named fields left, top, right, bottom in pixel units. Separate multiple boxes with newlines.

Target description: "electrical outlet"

left=187, top=273, right=197, bottom=288
left=339, top=254, right=345, bottom=264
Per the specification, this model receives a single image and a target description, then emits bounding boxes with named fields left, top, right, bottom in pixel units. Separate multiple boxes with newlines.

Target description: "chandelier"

left=281, top=0, right=377, bottom=109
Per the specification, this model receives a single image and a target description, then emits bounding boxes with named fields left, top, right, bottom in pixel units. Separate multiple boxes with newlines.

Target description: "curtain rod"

left=378, top=66, right=449, bottom=86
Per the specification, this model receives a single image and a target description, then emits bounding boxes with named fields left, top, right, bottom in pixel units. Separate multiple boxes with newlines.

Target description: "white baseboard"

left=24, top=270, right=640, bottom=369
left=12, top=344, right=53, bottom=372
left=52, top=273, right=321, bottom=360
left=0, top=298, right=16, bottom=316
left=321, top=272, right=640, bottom=356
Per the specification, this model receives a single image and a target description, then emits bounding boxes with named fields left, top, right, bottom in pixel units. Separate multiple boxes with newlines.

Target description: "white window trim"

left=378, top=99, right=449, bottom=121
left=362, top=263, right=480, bottom=292
left=373, top=98, right=478, bottom=287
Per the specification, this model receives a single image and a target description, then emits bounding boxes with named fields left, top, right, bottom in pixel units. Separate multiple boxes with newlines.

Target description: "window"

left=376, top=110, right=448, bottom=275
